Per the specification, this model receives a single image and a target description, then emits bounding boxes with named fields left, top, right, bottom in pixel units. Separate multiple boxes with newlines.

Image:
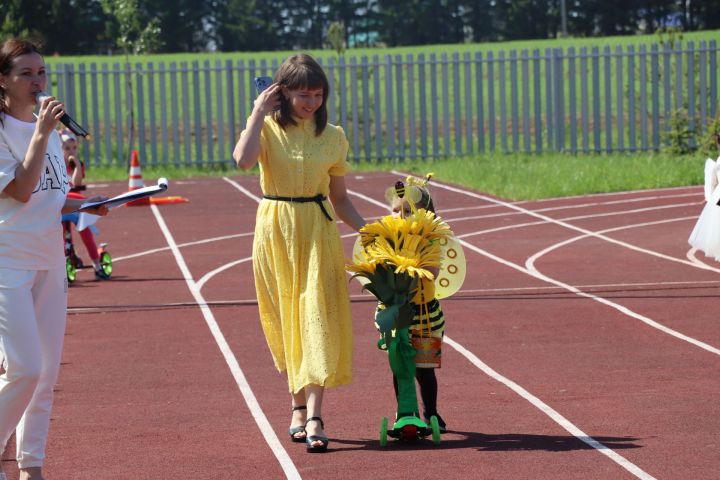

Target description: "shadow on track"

left=330, top=431, right=645, bottom=452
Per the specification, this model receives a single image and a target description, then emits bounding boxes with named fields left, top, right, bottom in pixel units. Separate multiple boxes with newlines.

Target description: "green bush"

left=698, top=115, right=720, bottom=158
left=664, top=109, right=694, bottom=155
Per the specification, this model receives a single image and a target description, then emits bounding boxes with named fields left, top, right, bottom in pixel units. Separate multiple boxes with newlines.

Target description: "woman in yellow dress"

left=233, top=54, right=365, bottom=452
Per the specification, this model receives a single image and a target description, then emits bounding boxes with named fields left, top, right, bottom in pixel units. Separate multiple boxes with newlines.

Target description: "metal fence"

left=48, top=40, right=719, bottom=167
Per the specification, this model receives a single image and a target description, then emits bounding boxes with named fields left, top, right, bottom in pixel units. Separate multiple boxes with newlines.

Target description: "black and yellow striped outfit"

left=374, top=276, right=445, bottom=338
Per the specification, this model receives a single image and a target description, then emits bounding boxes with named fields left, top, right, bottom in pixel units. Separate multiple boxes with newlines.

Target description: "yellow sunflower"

left=352, top=209, right=452, bottom=282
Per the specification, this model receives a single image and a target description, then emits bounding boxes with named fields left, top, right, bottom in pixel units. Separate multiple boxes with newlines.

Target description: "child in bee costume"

left=351, top=174, right=466, bottom=444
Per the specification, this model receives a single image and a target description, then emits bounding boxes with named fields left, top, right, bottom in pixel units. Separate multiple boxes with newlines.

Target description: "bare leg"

left=290, top=389, right=307, bottom=440
left=304, top=384, right=326, bottom=447
left=19, top=467, right=44, bottom=480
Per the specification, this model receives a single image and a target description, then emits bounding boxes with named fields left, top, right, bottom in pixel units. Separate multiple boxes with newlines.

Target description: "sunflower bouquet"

left=348, top=208, right=452, bottom=347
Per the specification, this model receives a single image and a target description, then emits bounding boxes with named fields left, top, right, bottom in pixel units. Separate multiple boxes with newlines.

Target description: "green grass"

left=395, top=152, right=705, bottom=200
left=86, top=152, right=707, bottom=201
left=46, top=30, right=718, bottom=66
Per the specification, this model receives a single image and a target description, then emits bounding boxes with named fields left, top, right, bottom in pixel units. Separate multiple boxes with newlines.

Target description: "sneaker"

left=94, top=267, right=111, bottom=280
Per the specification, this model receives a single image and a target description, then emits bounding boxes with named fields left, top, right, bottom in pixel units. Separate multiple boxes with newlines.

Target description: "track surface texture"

left=2, top=172, right=718, bottom=480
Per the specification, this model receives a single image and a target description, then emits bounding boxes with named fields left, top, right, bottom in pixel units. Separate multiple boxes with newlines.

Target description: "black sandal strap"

left=305, top=416, right=324, bottom=429
left=292, top=405, right=307, bottom=412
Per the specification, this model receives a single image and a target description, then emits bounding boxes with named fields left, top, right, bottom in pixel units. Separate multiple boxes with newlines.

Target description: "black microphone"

left=36, top=91, right=90, bottom=139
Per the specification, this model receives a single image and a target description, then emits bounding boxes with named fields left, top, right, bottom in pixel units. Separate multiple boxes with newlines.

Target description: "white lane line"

left=86, top=278, right=718, bottom=311
left=445, top=336, right=657, bottom=480
left=348, top=189, right=388, bottom=209
left=443, top=194, right=700, bottom=222
left=437, top=191, right=698, bottom=215
left=513, top=184, right=698, bottom=202
left=525, top=217, right=720, bottom=355
left=459, top=205, right=696, bottom=238
left=223, top=176, right=263, bottom=202
left=113, top=232, right=255, bottom=262
left=446, top=279, right=720, bottom=295
left=449, top=201, right=698, bottom=227
left=149, top=203, right=301, bottom=480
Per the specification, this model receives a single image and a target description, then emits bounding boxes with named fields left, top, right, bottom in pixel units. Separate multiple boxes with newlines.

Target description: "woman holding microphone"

left=0, top=38, right=107, bottom=480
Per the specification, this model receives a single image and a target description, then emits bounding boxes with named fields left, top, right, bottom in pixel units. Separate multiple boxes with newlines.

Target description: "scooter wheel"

left=429, top=415, right=441, bottom=444
left=100, top=252, right=113, bottom=277
left=66, top=257, right=77, bottom=284
left=379, top=417, right=388, bottom=447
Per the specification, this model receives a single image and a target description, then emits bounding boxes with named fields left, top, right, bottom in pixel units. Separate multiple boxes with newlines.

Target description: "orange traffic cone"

left=127, top=150, right=150, bottom=206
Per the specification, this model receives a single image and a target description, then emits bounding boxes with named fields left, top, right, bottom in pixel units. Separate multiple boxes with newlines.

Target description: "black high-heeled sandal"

left=288, top=405, right=307, bottom=442
left=305, top=417, right=329, bottom=452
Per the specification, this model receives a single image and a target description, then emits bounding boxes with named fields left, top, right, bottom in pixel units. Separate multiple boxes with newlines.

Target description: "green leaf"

left=375, top=305, right=400, bottom=337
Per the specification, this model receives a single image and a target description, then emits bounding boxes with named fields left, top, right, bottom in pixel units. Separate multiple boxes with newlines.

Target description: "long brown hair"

left=0, top=38, right=43, bottom=125
left=272, top=54, right=328, bottom=136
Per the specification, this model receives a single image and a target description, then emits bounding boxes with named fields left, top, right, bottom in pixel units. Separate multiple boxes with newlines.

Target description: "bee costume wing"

left=435, top=234, right=466, bottom=299
left=352, top=232, right=467, bottom=299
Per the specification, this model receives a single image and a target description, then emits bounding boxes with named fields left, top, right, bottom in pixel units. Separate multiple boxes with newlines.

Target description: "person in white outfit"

left=0, top=38, right=108, bottom=480
left=688, top=136, right=720, bottom=261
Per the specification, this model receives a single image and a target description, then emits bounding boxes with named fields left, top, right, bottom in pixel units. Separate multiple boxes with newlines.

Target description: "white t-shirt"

left=0, top=114, right=68, bottom=269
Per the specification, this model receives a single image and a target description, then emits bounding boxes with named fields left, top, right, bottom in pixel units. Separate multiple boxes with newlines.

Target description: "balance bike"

left=63, top=220, right=113, bottom=283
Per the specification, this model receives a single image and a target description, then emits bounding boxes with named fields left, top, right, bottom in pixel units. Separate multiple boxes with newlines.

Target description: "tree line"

left=1, top=0, right=719, bottom=55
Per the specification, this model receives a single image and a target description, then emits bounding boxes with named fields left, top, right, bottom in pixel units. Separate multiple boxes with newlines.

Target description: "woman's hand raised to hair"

left=253, top=83, right=281, bottom=116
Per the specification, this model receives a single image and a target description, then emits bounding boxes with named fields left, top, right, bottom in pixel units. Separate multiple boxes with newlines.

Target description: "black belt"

left=262, top=194, right=333, bottom=221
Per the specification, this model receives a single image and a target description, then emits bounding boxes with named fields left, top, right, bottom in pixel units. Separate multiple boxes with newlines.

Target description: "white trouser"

left=0, top=267, right=67, bottom=469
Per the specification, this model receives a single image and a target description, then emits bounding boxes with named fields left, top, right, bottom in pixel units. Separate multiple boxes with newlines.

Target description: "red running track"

left=2, top=172, right=718, bottom=479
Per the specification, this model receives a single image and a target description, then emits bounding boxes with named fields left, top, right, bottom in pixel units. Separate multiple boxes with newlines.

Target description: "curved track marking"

left=149, top=204, right=301, bottom=480
left=686, top=247, right=720, bottom=270
left=445, top=336, right=657, bottom=480
left=525, top=217, right=720, bottom=355
left=196, top=257, right=253, bottom=291
left=527, top=216, right=720, bottom=273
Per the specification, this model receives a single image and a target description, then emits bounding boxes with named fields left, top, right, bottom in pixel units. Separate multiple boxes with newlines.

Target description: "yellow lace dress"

left=251, top=115, right=353, bottom=394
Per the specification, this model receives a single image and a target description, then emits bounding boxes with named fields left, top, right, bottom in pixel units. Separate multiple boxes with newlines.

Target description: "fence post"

left=554, top=48, right=565, bottom=152
left=350, top=57, right=360, bottom=160
left=384, top=54, right=395, bottom=160
left=441, top=52, right=450, bottom=157
left=568, top=47, right=577, bottom=154
left=476, top=51, right=485, bottom=153
left=628, top=45, right=636, bottom=152
left=652, top=44, right=661, bottom=151
left=510, top=49, right=519, bottom=152
left=521, top=49, right=531, bottom=154
left=395, top=54, right=405, bottom=161
left=687, top=41, right=696, bottom=147
left=135, top=62, right=147, bottom=166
